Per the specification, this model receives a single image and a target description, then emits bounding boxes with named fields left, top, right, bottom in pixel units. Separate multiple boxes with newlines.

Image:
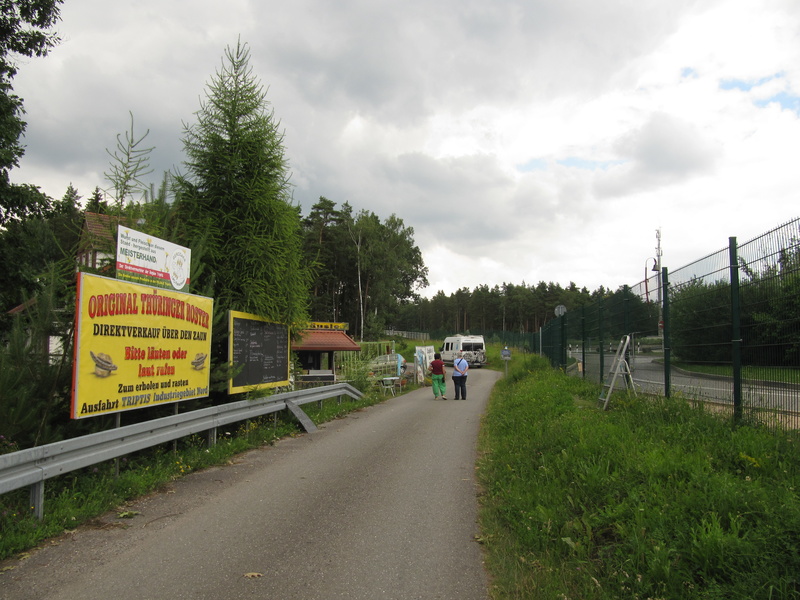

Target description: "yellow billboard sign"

left=308, top=321, right=348, bottom=330
left=71, top=273, right=214, bottom=419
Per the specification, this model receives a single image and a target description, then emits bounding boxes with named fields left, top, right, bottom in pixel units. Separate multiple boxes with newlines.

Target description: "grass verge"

left=478, top=354, right=800, bottom=599
left=672, top=362, right=800, bottom=384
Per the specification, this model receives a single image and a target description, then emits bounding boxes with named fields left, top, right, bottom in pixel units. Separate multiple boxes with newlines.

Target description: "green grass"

left=478, top=354, right=800, bottom=599
left=483, top=342, right=533, bottom=372
left=0, top=390, right=389, bottom=561
left=673, top=362, right=800, bottom=384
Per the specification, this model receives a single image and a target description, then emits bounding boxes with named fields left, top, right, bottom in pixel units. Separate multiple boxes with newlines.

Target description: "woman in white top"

left=452, top=352, right=469, bottom=400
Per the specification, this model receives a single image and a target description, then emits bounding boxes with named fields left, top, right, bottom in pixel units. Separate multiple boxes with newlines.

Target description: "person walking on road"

left=452, top=352, right=469, bottom=400
left=429, top=352, right=447, bottom=400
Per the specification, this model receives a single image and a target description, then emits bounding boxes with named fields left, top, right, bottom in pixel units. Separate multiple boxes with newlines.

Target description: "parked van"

left=440, top=335, right=486, bottom=367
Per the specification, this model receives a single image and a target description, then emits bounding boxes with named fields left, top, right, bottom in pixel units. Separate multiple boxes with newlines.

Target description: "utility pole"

left=656, top=228, right=662, bottom=304
left=656, top=228, right=663, bottom=338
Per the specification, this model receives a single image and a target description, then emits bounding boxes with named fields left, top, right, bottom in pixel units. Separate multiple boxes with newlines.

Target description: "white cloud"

left=8, top=0, right=800, bottom=298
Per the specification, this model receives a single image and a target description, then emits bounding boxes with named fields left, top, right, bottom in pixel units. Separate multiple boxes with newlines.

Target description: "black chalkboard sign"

left=228, top=310, right=290, bottom=394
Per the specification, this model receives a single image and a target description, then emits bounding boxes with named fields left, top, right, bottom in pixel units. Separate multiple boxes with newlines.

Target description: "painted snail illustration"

left=191, top=353, right=207, bottom=370
left=89, top=351, right=118, bottom=377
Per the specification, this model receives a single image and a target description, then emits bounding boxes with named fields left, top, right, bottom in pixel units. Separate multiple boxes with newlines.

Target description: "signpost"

left=555, top=305, right=567, bottom=370
left=501, top=346, right=511, bottom=376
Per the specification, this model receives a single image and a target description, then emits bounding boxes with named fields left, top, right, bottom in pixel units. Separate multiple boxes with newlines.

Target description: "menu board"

left=228, top=310, right=290, bottom=394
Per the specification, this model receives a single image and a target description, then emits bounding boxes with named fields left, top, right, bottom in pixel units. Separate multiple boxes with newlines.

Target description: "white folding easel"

left=599, top=335, right=636, bottom=410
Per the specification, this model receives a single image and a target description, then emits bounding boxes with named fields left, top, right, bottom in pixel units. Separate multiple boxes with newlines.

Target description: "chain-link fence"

left=540, top=217, right=800, bottom=429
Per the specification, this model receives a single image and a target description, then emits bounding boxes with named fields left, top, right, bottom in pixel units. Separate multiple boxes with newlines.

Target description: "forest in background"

left=0, top=6, right=613, bottom=450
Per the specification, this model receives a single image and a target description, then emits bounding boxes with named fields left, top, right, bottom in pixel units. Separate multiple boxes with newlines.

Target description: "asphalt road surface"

left=0, top=368, right=501, bottom=600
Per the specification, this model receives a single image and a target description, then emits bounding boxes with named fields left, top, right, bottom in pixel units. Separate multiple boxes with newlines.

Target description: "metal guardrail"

left=0, top=383, right=362, bottom=519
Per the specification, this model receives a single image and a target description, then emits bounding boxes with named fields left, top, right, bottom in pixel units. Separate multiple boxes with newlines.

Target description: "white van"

left=441, top=335, right=486, bottom=367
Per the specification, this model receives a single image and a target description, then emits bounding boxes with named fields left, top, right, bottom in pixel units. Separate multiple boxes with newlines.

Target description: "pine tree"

left=174, top=40, right=311, bottom=381
left=0, top=184, right=83, bottom=447
left=103, top=111, right=154, bottom=210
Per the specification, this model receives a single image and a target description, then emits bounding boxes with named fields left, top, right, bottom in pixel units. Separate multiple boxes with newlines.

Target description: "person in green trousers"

left=429, top=352, right=447, bottom=400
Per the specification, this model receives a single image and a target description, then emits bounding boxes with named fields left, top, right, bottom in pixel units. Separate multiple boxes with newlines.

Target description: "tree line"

left=669, top=245, right=800, bottom=367
left=0, top=19, right=432, bottom=446
left=392, top=281, right=613, bottom=337
left=0, top=7, right=615, bottom=449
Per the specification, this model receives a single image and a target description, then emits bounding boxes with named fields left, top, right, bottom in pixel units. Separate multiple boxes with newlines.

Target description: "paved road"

left=0, top=369, right=501, bottom=600
left=579, top=352, right=800, bottom=415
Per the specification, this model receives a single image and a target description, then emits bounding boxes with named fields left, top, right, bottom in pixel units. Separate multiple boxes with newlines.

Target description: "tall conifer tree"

left=175, top=40, right=311, bottom=328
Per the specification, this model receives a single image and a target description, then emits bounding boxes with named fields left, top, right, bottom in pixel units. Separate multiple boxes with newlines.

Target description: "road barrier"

left=0, top=384, right=362, bottom=519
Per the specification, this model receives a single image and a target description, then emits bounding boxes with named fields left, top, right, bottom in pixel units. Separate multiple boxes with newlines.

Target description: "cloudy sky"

left=10, top=0, right=800, bottom=298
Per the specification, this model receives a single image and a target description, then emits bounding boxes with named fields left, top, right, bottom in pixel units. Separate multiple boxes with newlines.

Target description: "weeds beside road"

left=478, top=354, right=800, bottom=599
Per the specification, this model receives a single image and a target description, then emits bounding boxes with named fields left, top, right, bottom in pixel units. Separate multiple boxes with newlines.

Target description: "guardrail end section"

left=284, top=400, right=318, bottom=433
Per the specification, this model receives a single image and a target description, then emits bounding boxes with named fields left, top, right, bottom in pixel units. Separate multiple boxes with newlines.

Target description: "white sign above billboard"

left=116, top=226, right=191, bottom=291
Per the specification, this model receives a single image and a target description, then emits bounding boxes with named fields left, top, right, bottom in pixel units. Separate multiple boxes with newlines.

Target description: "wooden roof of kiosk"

left=293, top=329, right=361, bottom=352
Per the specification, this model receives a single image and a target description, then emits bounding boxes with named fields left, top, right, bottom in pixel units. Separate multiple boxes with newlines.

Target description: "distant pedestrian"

left=452, top=352, right=469, bottom=400
left=429, top=352, right=447, bottom=400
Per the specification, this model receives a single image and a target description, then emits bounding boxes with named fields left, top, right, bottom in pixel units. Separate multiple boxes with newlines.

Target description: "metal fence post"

left=623, top=285, right=631, bottom=337
left=581, top=305, right=586, bottom=380
left=662, top=267, right=671, bottom=398
left=729, top=236, right=743, bottom=424
left=598, top=298, right=605, bottom=382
